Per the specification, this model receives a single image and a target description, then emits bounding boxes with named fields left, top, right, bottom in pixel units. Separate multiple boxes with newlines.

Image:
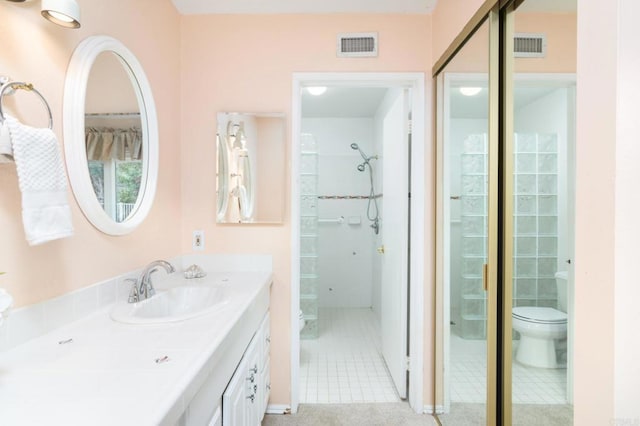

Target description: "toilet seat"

left=512, top=307, right=567, bottom=324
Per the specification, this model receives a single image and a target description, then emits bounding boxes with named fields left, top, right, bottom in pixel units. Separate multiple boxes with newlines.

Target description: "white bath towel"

left=0, top=120, right=13, bottom=163
left=5, top=115, right=74, bottom=245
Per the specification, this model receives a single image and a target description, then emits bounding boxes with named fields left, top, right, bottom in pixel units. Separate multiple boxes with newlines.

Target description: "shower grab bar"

left=318, top=194, right=382, bottom=200
left=318, top=216, right=344, bottom=224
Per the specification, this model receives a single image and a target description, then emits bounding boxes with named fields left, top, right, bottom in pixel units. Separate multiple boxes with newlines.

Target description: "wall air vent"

left=337, top=32, right=378, bottom=58
left=514, top=33, right=547, bottom=58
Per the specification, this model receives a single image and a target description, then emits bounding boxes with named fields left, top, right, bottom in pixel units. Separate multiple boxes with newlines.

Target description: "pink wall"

left=615, top=0, right=640, bottom=420
left=179, top=13, right=432, bottom=406
left=0, top=0, right=182, bottom=307
left=444, top=12, right=576, bottom=74
left=431, top=0, right=486, bottom=67
left=574, top=0, right=615, bottom=422
left=574, top=0, right=640, bottom=422
left=514, top=13, right=576, bottom=73
left=4, top=0, right=621, bottom=420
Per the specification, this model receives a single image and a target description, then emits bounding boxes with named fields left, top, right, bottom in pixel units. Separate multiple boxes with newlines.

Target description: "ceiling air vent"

left=514, top=33, right=546, bottom=58
left=337, top=32, right=378, bottom=58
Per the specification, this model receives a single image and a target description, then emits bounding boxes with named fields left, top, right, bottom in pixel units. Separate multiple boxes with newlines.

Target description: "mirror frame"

left=64, top=35, right=158, bottom=235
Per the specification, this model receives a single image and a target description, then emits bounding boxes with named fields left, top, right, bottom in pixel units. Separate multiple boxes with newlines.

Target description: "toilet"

left=512, top=271, right=568, bottom=368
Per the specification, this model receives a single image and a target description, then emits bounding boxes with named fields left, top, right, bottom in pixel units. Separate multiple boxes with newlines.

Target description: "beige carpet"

left=437, top=403, right=573, bottom=426
left=262, top=403, right=437, bottom=426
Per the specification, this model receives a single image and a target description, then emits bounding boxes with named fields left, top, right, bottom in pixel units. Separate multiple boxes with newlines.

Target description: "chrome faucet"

left=128, top=260, right=176, bottom=303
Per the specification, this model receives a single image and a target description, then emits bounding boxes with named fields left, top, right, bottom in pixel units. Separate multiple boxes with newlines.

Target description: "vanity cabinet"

left=222, top=312, right=270, bottom=426
left=179, top=312, right=270, bottom=426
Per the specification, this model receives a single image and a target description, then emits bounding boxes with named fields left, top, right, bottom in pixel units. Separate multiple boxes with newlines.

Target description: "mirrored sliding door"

left=436, top=7, right=500, bottom=425
left=502, top=0, right=576, bottom=424
left=436, top=0, right=576, bottom=425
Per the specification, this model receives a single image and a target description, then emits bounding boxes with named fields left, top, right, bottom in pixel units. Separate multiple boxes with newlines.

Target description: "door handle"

left=482, top=263, right=488, bottom=292
left=377, top=245, right=385, bottom=254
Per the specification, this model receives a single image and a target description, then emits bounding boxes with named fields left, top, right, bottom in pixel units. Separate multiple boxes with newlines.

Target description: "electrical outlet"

left=192, top=230, right=205, bottom=251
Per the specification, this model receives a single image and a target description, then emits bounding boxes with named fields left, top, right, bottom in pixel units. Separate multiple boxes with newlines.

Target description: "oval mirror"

left=64, top=36, right=158, bottom=235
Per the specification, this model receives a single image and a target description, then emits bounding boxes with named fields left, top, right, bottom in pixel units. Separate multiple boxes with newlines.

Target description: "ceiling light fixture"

left=306, top=86, right=327, bottom=96
left=459, top=87, right=482, bottom=97
left=41, top=0, right=81, bottom=29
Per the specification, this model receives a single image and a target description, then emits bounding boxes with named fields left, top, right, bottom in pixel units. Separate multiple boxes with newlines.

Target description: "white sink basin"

left=110, top=285, right=228, bottom=324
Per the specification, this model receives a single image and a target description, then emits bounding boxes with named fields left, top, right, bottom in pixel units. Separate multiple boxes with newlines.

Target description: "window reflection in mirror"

left=216, top=112, right=285, bottom=224
left=85, top=52, right=143, bottom=223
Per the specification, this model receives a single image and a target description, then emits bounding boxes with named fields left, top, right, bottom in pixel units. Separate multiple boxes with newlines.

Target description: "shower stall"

left=298, top=135, right=382, bottom=341
left=298, top=121, right=382, bottom=339
left=295, top=81, right=420, bottom=406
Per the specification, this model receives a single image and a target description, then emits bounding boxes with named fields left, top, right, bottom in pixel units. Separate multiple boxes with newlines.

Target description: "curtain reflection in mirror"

left=85, top=113, right=142, bottom=223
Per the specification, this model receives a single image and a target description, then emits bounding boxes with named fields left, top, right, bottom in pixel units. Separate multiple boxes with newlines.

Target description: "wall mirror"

left=216, top=112, right=285, bottom=224
left=64, top=35, right=158, bottom=235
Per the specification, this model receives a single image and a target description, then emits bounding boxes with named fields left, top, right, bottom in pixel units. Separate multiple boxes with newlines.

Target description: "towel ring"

left=0, top=81, right=53, bottom=130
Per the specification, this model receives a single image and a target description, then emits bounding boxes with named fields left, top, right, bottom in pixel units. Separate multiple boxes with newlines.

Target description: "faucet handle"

left=126, top=278, right=139, bottom=303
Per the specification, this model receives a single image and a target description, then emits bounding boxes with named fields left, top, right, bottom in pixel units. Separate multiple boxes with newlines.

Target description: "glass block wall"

left=300, top=133, right=319, bottom=339
left=457, top=133, right=559, bottom=339
left=459, top=134, right=488, bottom=339
left=513, top=133, right=558, bottom=309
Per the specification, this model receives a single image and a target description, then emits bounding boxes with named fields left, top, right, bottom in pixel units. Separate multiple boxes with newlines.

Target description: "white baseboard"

left=266, top=404, right=291, bottom=415
left=423, top=405, right=445, bottom=415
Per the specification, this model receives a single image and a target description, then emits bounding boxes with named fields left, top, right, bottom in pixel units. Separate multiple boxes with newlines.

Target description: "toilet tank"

left=555, top=271, right=568, bottom=312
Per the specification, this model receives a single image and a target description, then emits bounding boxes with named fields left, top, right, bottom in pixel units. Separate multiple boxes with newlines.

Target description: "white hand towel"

left=0, top=120, right=14, bottom=163
left=5, top=115, right=74, bottom=245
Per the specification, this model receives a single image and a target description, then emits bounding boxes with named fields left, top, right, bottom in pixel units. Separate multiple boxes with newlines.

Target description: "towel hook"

left=0, top=81, right=53, bottom=130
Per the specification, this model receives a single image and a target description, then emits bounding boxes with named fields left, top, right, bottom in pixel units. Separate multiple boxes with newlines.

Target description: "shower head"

left=357, top=163, right=366, bottom=172
left=351, top=142, right=369, bottom=162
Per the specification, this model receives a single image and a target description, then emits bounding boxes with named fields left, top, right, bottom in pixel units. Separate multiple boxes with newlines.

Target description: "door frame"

left=290, top=72, right=426, bottom=414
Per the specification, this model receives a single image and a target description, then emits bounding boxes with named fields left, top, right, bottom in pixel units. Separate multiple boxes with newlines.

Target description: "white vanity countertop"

left=0, top=271, right=272, bottom=426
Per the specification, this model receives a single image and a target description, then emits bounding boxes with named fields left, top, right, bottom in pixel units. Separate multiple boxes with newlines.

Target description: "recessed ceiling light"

left=459, top=87, right=482, bottom=96
left=307, top=86, right=327, bottom=96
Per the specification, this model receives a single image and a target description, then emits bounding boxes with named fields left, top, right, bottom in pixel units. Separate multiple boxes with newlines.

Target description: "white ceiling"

left=301, top=87, right=389, bottom=118
left=299, top=84, right=567, bottom=119
left=449, top=83, right=569, bottom=119
left=171, top=0, right=438, bottom=15
left=171, top=0, right=575, bottom=16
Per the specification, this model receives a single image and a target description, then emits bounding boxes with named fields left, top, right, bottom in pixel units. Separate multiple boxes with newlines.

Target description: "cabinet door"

left=222, top=356, right=248, bottom=426
left=258, top=312, right=271, bottom=419
left=260, top=358, right=270, bottom=421
left=222, top=312, right=270, bottom=426
left=244, top=335, right=261, bottom=426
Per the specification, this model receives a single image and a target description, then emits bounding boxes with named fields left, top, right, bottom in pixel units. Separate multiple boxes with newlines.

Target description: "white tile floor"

left=299, top=308, right=400, bottom=404
left=450, top=330, right=568, bottom=404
